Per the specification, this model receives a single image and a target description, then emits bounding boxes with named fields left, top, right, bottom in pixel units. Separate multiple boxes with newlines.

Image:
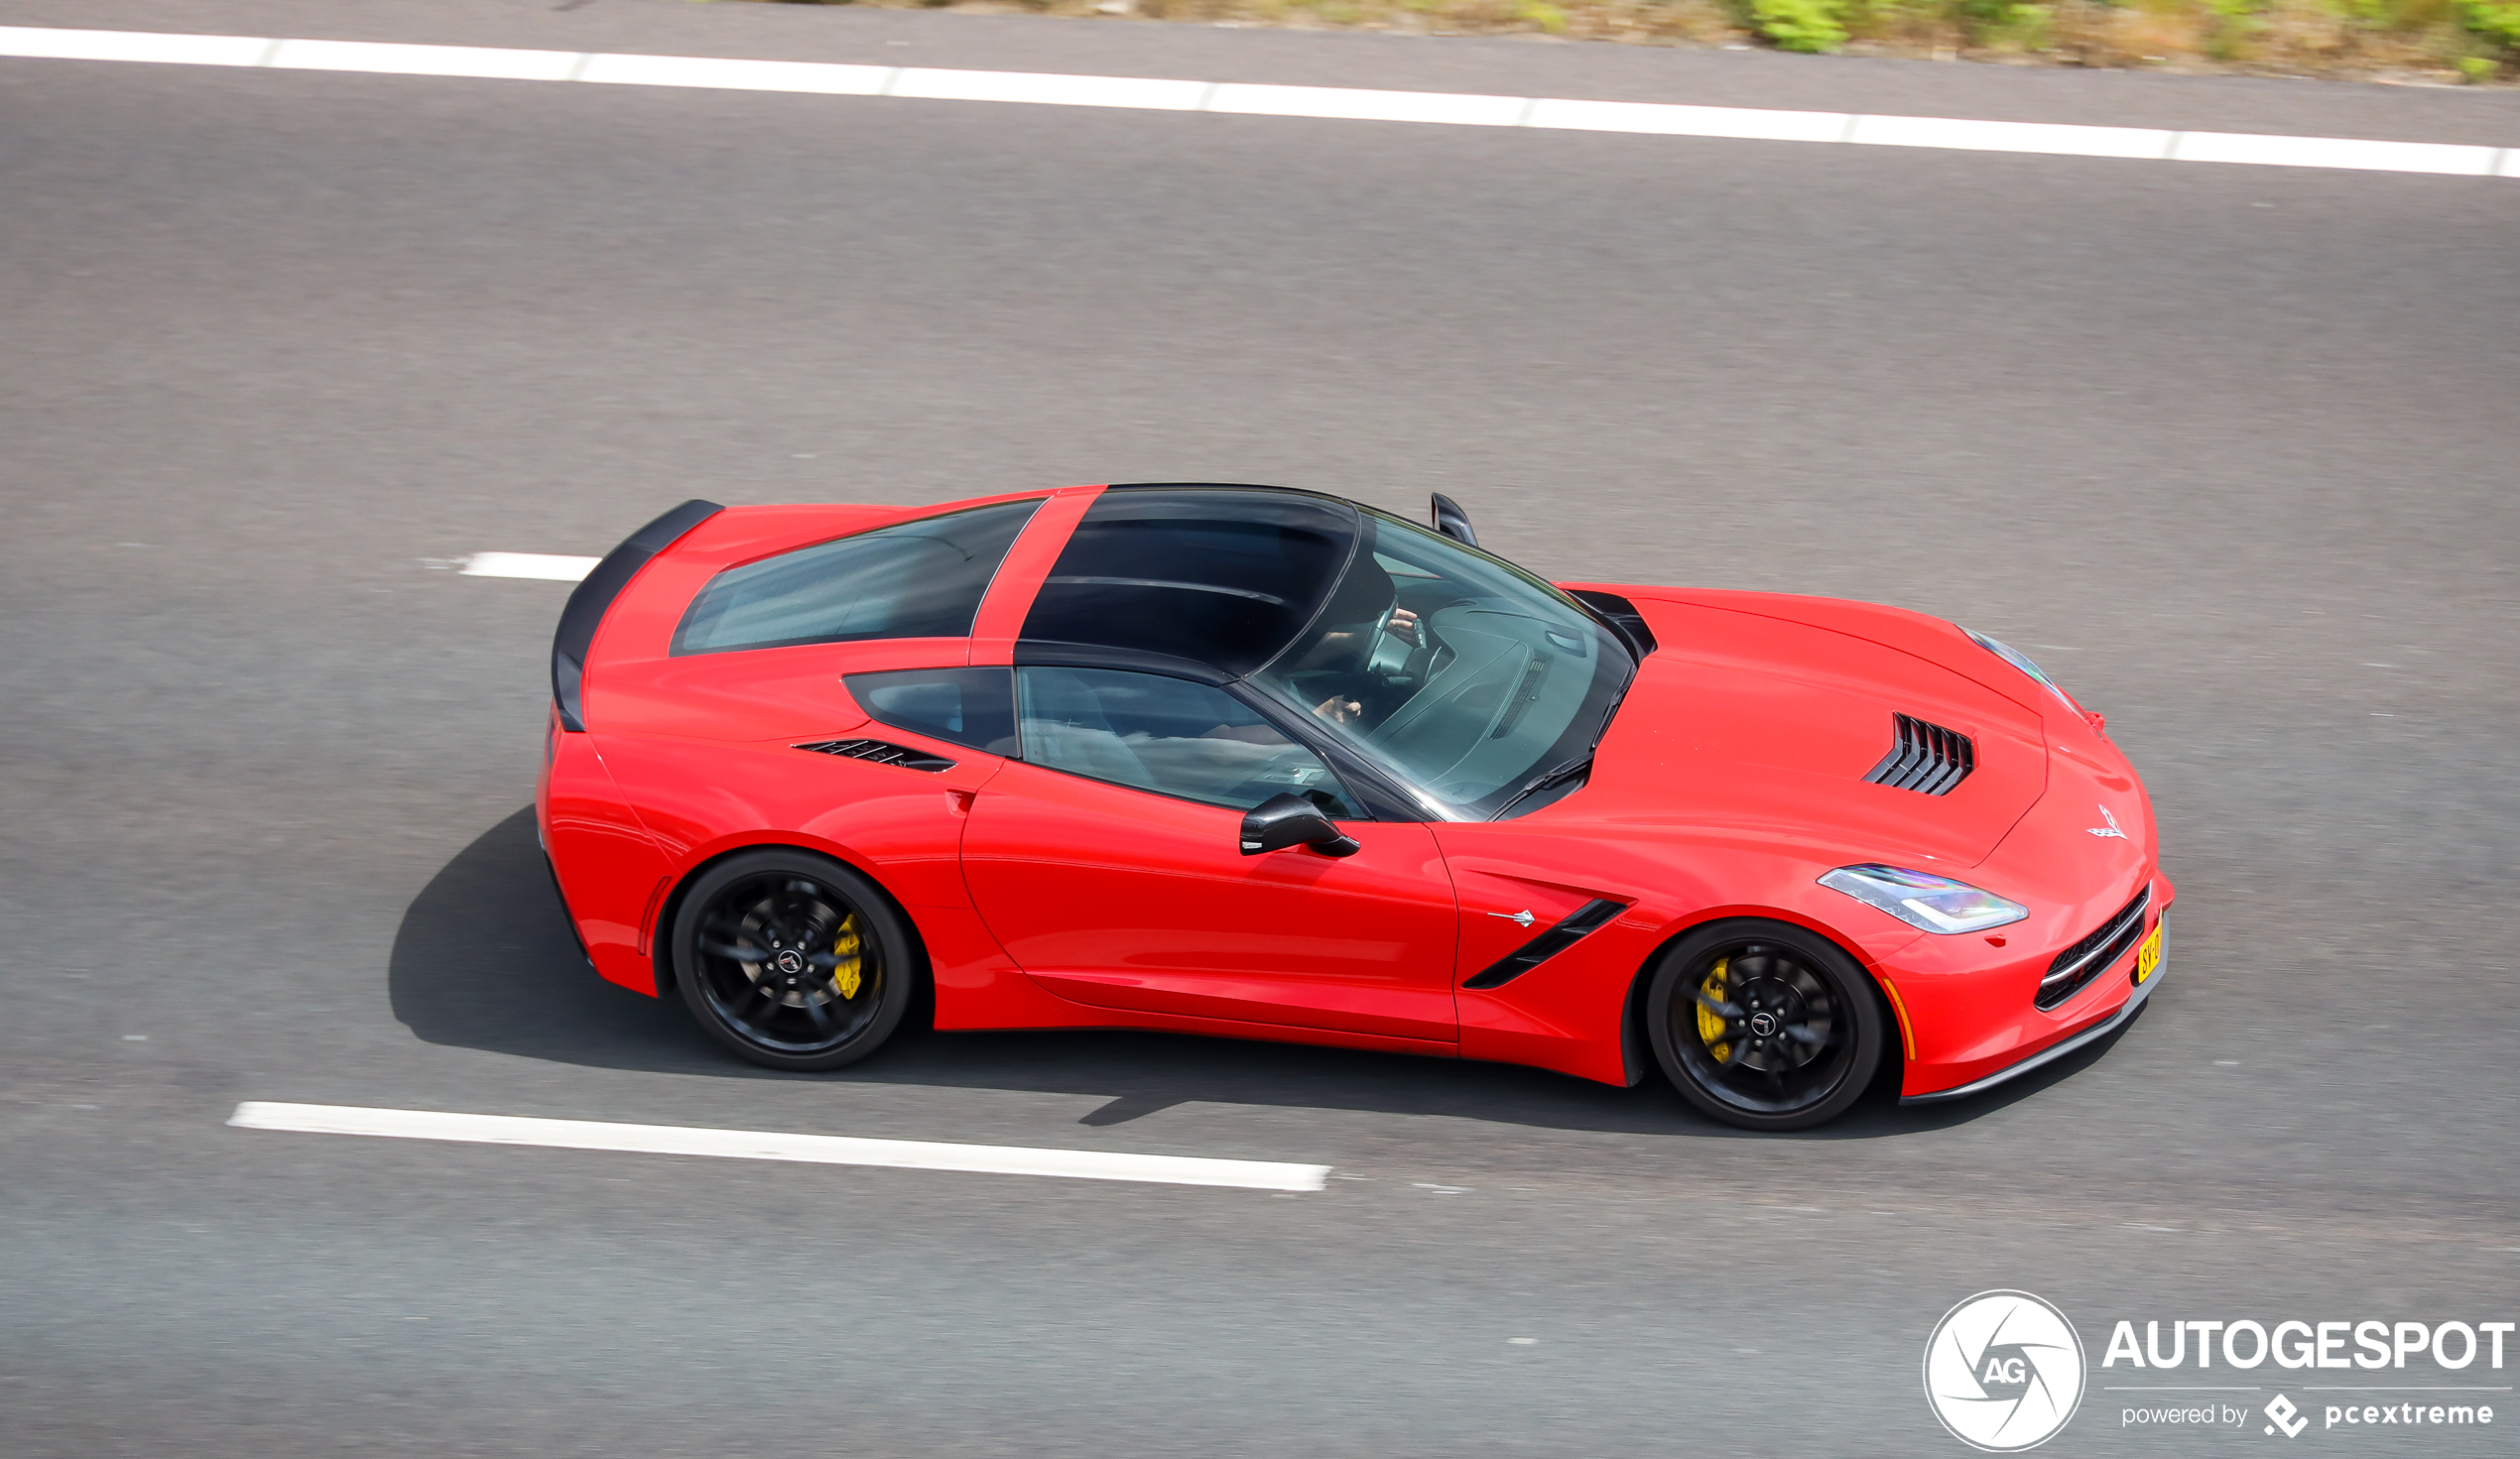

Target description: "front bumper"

left=1888, top=872, right=2173, bottom=1103
left=1899, top=942, right=2164, bottom=1104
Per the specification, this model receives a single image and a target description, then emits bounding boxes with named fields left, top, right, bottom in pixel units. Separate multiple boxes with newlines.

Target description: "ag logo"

left=1923, top=1290, right=2087, bottom=1451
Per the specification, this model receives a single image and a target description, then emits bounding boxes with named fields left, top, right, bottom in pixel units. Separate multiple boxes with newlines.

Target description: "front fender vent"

left=795, top=738, right=956, bottom=773
left=1862, top=714, right=1974, bottom=795
left=1460, top=899, right=1628, bottom=990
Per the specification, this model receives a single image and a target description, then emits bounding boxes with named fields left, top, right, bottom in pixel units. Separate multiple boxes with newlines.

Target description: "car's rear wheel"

left=1645, top=919, right=1885, bottom=1132
left=671, top=849, right=915, bottom=1072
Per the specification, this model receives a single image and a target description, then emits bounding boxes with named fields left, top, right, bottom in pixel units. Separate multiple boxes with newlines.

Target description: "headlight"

left=1820, top=864, right=2027, bottom=934
left=1962, top=628, right=2082, bottom=715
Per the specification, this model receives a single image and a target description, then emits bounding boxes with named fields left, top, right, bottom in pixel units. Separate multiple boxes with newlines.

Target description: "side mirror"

left=1240, top=792, right=1361, bottom=858
left=1430, top=493, right=1478, bottom=548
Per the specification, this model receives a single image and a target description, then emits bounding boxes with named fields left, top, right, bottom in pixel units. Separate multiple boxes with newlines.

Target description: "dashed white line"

left=227, top=1101, right=1331, bottom=1191
left=459, top=551, right=598, bottom=581
left=1, top=25, right=2510, bottom=181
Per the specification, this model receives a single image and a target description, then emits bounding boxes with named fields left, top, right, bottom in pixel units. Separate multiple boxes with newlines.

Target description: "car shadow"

left=391, top=808, right=2132, bottom=1141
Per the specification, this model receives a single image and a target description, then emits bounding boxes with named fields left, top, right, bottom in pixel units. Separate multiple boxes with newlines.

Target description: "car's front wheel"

left=671, top=849, right=915, bottom=1072
left=1645, top=919, right=1886, bottom=1131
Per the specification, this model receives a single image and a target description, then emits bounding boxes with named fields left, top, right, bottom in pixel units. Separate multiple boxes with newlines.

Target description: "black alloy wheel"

left=1645, top=919, right=1886, bottom=1132
left=671, top=849, right=916, bottom=1072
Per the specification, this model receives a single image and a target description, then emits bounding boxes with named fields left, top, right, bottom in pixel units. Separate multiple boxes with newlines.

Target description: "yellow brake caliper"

left=1697, top=956, right=1731, bottom=1065
left=829, top=914, right=863, bottom=1000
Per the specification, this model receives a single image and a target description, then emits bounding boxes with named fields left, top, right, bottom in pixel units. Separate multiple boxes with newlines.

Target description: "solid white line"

left=266, top=37, right=581, bottom=82
left=1847, top=113, right=2174, bottom=161
left=227, top=1101, right=1331, bottom=1191
left=1524, top=96, right=1847, bottom=144
left=1209, top=81, right=1525, bottom=128
left=0, top=25, right=266, bottom=65
left=894, top=66, right=1207, bottom=111
left=2169, top=128, right=2499, bottom=175
left=0, top=25, right=2511, bottom=182
left=576, top=52, right=890, bottom=96
left=460, top=551, right=599, bottom=581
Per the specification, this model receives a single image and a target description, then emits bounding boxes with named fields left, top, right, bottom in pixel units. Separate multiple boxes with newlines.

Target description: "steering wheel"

left=1363, top=596, right=1429, bottom=679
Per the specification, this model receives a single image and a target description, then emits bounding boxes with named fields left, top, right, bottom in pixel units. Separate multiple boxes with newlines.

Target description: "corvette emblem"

left=1488, top=910, right=1537, bottom=928
left=2086, top=804, right=2127, bottom=840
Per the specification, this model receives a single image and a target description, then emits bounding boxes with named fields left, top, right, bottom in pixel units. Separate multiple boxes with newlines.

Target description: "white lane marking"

left=2170, top=128, right=2500, bottom=176
left=228, top=1102, right=1331, bottom=1191
left=578, top=52, right=891, bottom=95
left=1209, top=81, right=1526, bottom=128
left=1847, top=113, right=2173, bottom=161
left=459, top=551, right=598, bottom=581
left=893, top=66, right=1207, bottom=111
left=267, top=38, right=582, bottom=82
left=1525, top=96, right=1847, bottom=144
left=0, top=25, right=267, bottom=65
left=1, top=25, right=2510, bottom=181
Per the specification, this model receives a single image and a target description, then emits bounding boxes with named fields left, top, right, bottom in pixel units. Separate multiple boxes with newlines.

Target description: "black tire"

left=1645, top=919, right=1886, bottom=1132
left=670, top=849, right=916, bottom=1072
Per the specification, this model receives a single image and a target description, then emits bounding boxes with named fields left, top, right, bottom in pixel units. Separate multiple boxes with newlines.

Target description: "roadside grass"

left=753, top=0, right=2517, bottom=82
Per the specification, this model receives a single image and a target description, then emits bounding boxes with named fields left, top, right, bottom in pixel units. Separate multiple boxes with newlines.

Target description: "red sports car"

left=537, top=484, right=2169, bottom=1130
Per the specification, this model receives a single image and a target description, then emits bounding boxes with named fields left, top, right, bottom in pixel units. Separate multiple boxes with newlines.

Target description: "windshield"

left=1249, top=510, right=1635, bottom=819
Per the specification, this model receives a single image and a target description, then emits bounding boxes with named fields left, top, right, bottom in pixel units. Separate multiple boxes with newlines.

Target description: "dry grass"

left=757, top=0, right=2514, bottom=83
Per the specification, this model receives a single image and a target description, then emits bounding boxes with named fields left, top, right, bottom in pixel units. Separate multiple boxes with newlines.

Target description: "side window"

left=845, top=668, right=1018, bottom=756
left=673, top=499, right=1041, bottom=656
left=1015, top=667, right=1359, bottom=817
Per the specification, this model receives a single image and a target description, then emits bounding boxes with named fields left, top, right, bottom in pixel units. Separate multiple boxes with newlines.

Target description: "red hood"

left=1573, top=587, right=2050, bottom=869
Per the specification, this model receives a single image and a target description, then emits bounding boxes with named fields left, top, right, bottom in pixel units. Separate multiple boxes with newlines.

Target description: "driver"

left=1280, top=589, right=1421, bottom=725
left=1191, top=603, right=1420, bottom=746
left=1265, top=551, right=1429, bottom=729
left=1299, top=607, right=1419, bottom=727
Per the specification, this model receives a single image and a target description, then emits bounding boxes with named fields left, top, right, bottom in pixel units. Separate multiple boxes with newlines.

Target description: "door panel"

left=961, top=761, right=1458, bottom=1042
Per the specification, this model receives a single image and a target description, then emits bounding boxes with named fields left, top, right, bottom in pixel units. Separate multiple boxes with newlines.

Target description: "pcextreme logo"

left=1926, top=1294, right=2513, bottom=1449
left=1924, top=1291, right=2088, bottom=1451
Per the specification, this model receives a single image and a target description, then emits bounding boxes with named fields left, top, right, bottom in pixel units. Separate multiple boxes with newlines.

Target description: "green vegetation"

left=1746, top=0, right=1847, bottom=51
left=767, top=0, right=2515, bottom=78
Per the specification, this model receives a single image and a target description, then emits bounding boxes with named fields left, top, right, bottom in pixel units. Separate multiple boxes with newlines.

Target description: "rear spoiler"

left=552, top=499, right=722, bottom=732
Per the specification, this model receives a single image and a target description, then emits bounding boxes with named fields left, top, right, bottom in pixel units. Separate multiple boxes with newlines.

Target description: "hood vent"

left=795, top=738, right=956, bottom=773
left=1863, top=714, right=1975, bottom=795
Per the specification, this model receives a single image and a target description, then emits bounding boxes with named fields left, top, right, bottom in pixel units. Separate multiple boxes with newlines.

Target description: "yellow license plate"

left=2133, top=921, right=2164, bottom=984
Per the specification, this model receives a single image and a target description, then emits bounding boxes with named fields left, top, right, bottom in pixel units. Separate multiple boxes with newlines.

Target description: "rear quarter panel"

left=561, top=497, right=1061, bottom=1010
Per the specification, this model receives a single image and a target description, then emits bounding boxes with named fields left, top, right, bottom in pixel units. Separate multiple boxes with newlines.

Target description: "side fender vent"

left=1862, top=714, right=1974, bottom=795
left=1460, top=899, right=1628, bottom=990
left=795, top=738, right=956, bottom=773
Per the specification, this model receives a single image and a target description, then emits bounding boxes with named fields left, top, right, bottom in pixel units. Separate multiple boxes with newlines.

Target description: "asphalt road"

left=2, top=3, right=2516, bottom=1455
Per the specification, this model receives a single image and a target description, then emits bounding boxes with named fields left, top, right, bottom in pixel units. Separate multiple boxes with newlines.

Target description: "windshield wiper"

left=1492, top=755, right=1592, bottom=818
